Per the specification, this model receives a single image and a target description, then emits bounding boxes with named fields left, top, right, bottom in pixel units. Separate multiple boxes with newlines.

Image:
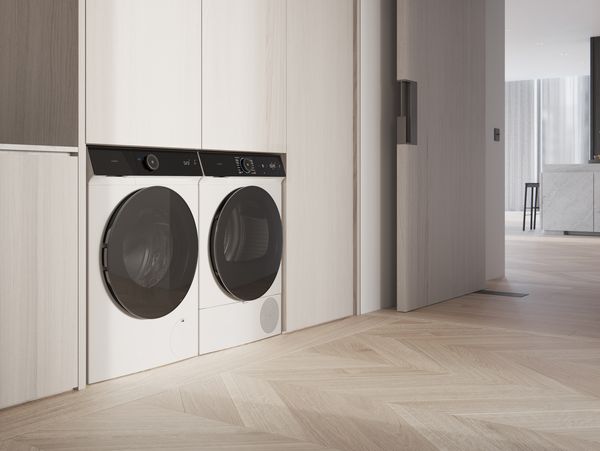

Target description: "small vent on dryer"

left=260, top=298, right=279, bottom=334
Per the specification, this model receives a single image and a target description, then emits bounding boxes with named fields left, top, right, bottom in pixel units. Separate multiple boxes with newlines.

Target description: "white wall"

left=485, top=0, right=506, bottom=280
left=359, top=0, right=396, bottom=313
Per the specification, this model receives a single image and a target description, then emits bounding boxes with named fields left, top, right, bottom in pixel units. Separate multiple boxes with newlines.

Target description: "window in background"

left=540, top=76, right=590, bottom=165
left=505, top=76, right=590, bottom=211
left=505, top=80, right=537, bottom=211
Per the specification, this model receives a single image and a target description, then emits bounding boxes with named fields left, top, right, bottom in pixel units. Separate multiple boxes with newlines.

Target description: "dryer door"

left=210, top=186, right=283, bottom=301
left=102, top=186, right=198, bottom=319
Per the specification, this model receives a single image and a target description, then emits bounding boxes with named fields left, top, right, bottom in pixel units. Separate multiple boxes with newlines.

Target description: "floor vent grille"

left=476, top=289, right=528, bottom=298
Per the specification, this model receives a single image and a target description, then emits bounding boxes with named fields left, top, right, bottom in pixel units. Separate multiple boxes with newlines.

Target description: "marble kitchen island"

left=542, top=164, right=600, bottom=233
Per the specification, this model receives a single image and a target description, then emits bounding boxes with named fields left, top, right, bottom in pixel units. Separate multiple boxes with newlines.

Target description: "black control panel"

left=199, top=152, right=285, bottom=177
left=89, top=146, right=202, bottom=176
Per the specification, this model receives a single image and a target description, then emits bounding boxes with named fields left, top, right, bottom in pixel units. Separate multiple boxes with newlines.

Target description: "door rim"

left=209, top=186, right=283, bottom=301
left=102, top=186, right=198, bottom=319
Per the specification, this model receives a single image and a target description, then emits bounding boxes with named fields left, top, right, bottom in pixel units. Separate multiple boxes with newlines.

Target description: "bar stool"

left=523, top=182, right=540, bottom=231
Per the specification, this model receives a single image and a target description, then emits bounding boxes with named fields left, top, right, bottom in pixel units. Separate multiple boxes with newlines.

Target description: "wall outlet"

left=494, top=128, right=501, bottom=142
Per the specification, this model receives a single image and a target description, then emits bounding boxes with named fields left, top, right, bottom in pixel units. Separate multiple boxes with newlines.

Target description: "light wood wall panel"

left=359, top=0, right=397, bottom=313
left=202, top=0, right=286, bottom=153
left=485, top=0, right=505, bottom=280
left=397, top=0, right=487, bottom=311
left=396, top=0, right=430, bottom=312
left=0, top=0, right=78, bottom=147
left=86, top=0, right=202, bottom=149
left=396, top=145, right=429, bottom=311
left=77, top=0, right=87, bottom=390
left=426, top=0, right=486, bottom=304
left=0, top=151, right=78, bottom=409
left=285, top=0, right=355, bottom=331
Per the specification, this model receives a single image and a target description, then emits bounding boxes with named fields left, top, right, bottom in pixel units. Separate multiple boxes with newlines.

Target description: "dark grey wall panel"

left=0, top=0, right=78, bottom=147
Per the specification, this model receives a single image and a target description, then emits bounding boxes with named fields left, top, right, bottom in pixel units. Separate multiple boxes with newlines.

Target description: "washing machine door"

left=210, top=186, right=283, bottom=301
left=102, top=186, right=198, bottom=319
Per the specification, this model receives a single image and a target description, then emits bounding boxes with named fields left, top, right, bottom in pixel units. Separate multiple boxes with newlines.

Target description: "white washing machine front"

left=87, top=147, right=202, bottom=383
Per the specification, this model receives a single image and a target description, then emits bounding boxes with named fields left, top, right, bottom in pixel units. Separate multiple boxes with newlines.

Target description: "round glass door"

left=102, top=186, right=198, bottom=319
left=210, top=186, right=283, bottom=301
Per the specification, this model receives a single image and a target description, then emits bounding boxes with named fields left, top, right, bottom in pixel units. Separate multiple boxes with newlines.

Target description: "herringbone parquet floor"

left=1, top=212, right=600, bottom=450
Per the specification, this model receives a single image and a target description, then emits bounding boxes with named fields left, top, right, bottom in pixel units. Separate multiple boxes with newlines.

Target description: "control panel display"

left=89, top=146, right=202, bottom=176
left=200, top=152, right=285, bottom=177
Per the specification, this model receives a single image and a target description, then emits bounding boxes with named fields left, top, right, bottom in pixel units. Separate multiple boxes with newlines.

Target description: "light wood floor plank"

left=2, top=212, right=600, bottom=450
left=0, top=314, right=394, bottom=442
left=10, top=402, right=332, bottom=451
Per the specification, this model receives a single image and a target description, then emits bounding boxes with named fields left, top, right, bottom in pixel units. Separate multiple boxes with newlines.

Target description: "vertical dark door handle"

left=396, top=80, right=417, bottom=145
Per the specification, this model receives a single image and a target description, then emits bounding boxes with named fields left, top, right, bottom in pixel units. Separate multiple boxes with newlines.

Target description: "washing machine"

left=88, top=146, right=202, bottom=383
left=198, top=152, right=285, bottom=354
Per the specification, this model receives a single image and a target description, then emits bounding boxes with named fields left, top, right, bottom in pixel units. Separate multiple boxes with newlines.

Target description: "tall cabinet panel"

left=425, top=0, right=485, bottom=304
left=0, top=0, right=78, bottom=146
left=0, top=152, right=78, bottom=409
left=359, top=0, right=397, bottom=314
left=485, top=0, right=505, bottom=279
left=285, top=0, right=354, bottom=331
left=396, top=0, right=430, bottom=311
left=202, top=0, right=286, bottom=153
left=397, top=0, right=487, bottom=311
left=86, top=0, right=202, bottom=149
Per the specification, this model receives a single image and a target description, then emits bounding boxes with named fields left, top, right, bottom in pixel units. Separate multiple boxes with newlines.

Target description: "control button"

left=240, top=157, right=253, bottom=174
left=144, top=154, right=160, bottom=171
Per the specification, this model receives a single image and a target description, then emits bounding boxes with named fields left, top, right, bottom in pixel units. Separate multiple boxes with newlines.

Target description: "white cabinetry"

left=285, top=0, right=354, bottom=331
left=542, top=171, right=594, bottom=232
left=86, top=0, right=202, bottom=149
left=0, top=151, right=78, bottom=409
left=202, top=0, right=286, bottom=153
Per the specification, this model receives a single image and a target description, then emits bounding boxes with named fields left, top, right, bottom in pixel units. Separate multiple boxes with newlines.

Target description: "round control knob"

left=144, top=154, right=160, bottom=171
left=240, top=158, right=253, bottom=174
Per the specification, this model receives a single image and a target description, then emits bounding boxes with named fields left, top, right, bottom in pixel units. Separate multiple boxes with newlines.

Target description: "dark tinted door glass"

left=103, top=186, right=198, bottom=319
left=211, top=186, right=282, bottom=301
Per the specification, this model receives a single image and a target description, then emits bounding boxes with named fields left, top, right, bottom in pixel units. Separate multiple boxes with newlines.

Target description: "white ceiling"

left=505, top=0, right=600, bottom=81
